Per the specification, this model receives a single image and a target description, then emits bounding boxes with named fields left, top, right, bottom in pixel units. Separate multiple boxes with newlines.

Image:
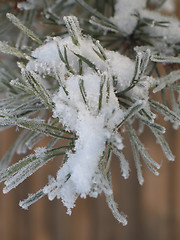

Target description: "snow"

left=139, top=9, right=180, bottom=54
left=27, top=37, right=72, bottom=78
left=52, top=70, right=124, bottom=208
left=27, top=32, right=138, bottom=212
left=67, top=114, right=108, bottom=194
left=106, top=50, right=135, bottom=92
left=27, top=36, right=135, bottom=92
left=21, top=18, right=155, bottom=217
left=44, top=165, right=78, bottom=214
left=111, top=0, right=146, bottom=35
left=110, top=0, right=180, bottom=54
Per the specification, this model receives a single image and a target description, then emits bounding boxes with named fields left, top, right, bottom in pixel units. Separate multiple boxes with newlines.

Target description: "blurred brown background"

left=0, top=0, right=180, bottom=240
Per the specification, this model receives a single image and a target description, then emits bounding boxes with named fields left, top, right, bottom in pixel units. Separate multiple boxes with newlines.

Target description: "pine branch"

left=0, top=0, right=180, bottom=225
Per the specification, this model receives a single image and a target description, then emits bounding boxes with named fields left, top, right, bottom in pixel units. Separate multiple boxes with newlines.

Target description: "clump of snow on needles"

left=27, top=35, right=135, bottom=91
left=52, top=72, right=124, bottom=210
left=139, top=9, right=180, bottom=54
left=110, top=0, right=180, bottom=54
left=26, top=31, right=136, bottom=216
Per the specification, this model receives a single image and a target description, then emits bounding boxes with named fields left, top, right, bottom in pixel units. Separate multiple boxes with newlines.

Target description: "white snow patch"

left=111, top=0, right=146, bottom=35
left=25, top=31, right=147, bottom=215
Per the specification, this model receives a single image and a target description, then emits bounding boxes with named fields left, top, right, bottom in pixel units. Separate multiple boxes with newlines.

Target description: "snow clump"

left=25, top=27, right=144, bottom=221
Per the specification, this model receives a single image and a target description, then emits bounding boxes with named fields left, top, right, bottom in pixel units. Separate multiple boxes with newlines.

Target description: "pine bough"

left=0, top=0, right=180, bottom=225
